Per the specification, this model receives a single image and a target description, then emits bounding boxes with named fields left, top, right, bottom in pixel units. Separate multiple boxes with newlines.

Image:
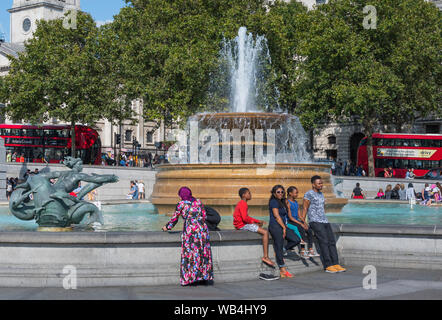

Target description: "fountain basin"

left=151, top=163, right=347, bottom=215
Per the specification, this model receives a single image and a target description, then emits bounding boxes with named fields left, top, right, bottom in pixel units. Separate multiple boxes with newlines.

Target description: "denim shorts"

left=240, top=224, right=259, bottom=233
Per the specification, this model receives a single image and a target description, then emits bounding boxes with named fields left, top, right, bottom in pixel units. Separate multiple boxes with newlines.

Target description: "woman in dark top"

left=391, top=184, right=400, bottom=200
left=268, top=185, right=301, bottom=279
left=351, top=183, right=365, bottom=199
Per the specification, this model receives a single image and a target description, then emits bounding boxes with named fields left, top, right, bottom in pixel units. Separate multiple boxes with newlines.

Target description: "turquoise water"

left=0, top=202, right=440, bottom=232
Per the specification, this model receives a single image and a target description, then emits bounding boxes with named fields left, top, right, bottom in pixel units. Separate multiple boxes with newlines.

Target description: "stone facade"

left=9, top=0, right=80, bottom=44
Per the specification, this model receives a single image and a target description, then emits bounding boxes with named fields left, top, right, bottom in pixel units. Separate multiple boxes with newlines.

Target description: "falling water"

left=172, top=27, right=312, bottom=164
left=208, top=27, right=279, bottom=113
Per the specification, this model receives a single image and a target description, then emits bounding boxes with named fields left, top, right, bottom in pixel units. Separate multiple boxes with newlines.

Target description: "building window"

left=425, top=124, right=440, bottom=134
left=327, top=135, right=336, bottom=144
left=125, top=130, right=132, bottom=142
left=326, top=149, right=337, bottom=160
left=22, top=18, right=31, bottom=33
left=146, top=131, right=153, bottom=143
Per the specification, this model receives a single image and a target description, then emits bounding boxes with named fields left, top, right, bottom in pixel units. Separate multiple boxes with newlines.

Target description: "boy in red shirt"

left=234, top=188, right=274, bottom=267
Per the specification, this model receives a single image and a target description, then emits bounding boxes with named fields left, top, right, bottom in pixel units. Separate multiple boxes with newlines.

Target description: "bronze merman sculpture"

left=9, top=157, right=118, bottom=231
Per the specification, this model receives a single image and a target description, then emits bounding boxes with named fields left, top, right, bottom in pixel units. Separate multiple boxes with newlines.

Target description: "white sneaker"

left=300, top=251, right=310, bottom=259
left=308, top=251, right=320, bottom=257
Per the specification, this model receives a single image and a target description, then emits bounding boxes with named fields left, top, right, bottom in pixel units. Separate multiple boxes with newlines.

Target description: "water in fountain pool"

left=0, top=203, right=440, bottom=232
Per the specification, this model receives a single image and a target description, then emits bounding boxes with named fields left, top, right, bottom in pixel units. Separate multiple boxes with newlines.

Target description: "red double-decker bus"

left=357, top=133, right=442, bottom=178
left=0, top=124, right=101, bottom=165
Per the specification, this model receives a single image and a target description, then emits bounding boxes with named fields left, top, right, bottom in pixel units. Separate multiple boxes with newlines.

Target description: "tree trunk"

left=71, top=120, right=76, bottom=158
left=364, top=122, right=375, bottom=177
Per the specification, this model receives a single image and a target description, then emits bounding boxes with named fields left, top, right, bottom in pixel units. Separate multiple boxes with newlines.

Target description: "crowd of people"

left=161, top=175, right=346, bottom=286
left=6, top=168, right=42, bottom=200
left=102, top=151, right=168, bottom=168
left=331, top=159, right=365, bottom=176
left=352, top=181, right=442, bottom=206
left=6, top=151, right=26, bottom=163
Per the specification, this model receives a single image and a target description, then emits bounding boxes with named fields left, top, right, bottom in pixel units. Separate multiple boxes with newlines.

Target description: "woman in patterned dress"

left=162, top=187, right=214, bottom=286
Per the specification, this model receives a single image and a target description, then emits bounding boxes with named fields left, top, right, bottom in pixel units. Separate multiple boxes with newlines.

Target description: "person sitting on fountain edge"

left=233, top=187, right=275, bottom=268
left=301, top=175, right=346, bottom=273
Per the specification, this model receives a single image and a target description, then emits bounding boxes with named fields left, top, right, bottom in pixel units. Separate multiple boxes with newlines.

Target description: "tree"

left=0, top=11, right=133, bottom=159
left=111, top=0, right=274, bottom=126
left=293, top=0, right=441, bottom=176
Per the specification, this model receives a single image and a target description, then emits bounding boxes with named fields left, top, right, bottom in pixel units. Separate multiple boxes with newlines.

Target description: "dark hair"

left=408, top=183, right=413, bottom=188
left=269, top=185, right=288, bottom=211
left=287, top=186, right=298, bottom=195
left=311, top=175, right=321, bottom=184
left=356, top=183, right=360, bottom=187
left=238, top=187, right=250, bottom=198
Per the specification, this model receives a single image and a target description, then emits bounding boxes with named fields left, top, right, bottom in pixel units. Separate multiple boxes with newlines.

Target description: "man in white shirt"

left=405, top=183, right=416, bottom=200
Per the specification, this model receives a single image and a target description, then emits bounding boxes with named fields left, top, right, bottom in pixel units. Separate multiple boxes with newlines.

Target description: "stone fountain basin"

left=151, top=163, right=347, bottom=215
left=0, top=224, right=440, bottom=287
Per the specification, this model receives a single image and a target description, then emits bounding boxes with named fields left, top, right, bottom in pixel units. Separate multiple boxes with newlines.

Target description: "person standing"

left=6, top=152, right=12, bottom=162
left=138, top=180, right=145, bottom=200
left=162, top=187, right=213, bottom=286
left=268, top=185, right=301, bottom=279
left=301, top=175, right=346, bottom=273
left=128, top=181, right=139, bottom=200
left=405, top=183, right=416, bottom=201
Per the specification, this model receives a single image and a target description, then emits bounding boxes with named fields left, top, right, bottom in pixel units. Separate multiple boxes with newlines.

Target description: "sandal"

left=262, top=257, right=276, bottom=268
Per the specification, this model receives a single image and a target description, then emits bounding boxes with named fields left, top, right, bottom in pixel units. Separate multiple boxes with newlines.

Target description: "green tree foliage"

left=112, top=0, right=274, bottom=126
left=0, top=11, right=133, bottom=157
left=293, top=0, right=441, bottom=175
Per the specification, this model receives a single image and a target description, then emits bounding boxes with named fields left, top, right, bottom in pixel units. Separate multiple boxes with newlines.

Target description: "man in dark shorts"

left=301, top=175, right=346, bottom=273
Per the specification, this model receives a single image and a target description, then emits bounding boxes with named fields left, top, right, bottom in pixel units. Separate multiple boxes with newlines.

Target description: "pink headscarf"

left=178, top=187, right=195, bottom=202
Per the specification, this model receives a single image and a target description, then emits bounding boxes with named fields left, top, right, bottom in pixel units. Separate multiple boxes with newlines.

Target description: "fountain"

left=151, top=27, right=347, bottom=215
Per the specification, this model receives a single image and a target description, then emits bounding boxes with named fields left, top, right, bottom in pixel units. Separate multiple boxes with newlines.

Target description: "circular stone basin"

left=151, top=163, right=347, bottom=216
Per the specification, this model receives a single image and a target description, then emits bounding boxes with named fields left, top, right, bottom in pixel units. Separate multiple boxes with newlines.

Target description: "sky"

left=0, top=0, right=128, bottom=42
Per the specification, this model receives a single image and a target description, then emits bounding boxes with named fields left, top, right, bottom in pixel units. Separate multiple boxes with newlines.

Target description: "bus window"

left=429, top=170, right=437, bottom=178
left=60, top=129, right=69, bottom=138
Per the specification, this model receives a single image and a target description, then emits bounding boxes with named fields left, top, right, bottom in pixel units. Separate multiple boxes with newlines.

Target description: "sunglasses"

left=275, top=191, right=284, bottom=194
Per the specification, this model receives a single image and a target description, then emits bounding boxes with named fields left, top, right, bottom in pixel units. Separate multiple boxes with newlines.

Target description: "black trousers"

left=309, top=222, right=339, bottom=269
left=291, top=223, right=314, bottom=250
left=269, top=223, right=300, bottom=268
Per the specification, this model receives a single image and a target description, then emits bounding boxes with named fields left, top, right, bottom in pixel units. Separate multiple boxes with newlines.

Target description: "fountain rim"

left=190, top=112, right=295, bottom=119
left=155, top=163, right=331, bottom=170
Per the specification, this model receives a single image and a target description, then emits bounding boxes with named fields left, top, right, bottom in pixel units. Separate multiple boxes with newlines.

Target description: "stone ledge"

left=0, top=230, right=263, bottom=245
left=332, top=223, right=442, bottom=236
left=0, top=224, right=440, bottom=245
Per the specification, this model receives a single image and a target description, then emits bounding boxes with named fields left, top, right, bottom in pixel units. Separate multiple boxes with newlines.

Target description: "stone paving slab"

left=0, top=266, right=440, bottom=300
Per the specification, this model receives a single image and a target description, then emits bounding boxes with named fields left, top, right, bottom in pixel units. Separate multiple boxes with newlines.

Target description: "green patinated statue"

left=9, top=157, right=118, bottom=229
